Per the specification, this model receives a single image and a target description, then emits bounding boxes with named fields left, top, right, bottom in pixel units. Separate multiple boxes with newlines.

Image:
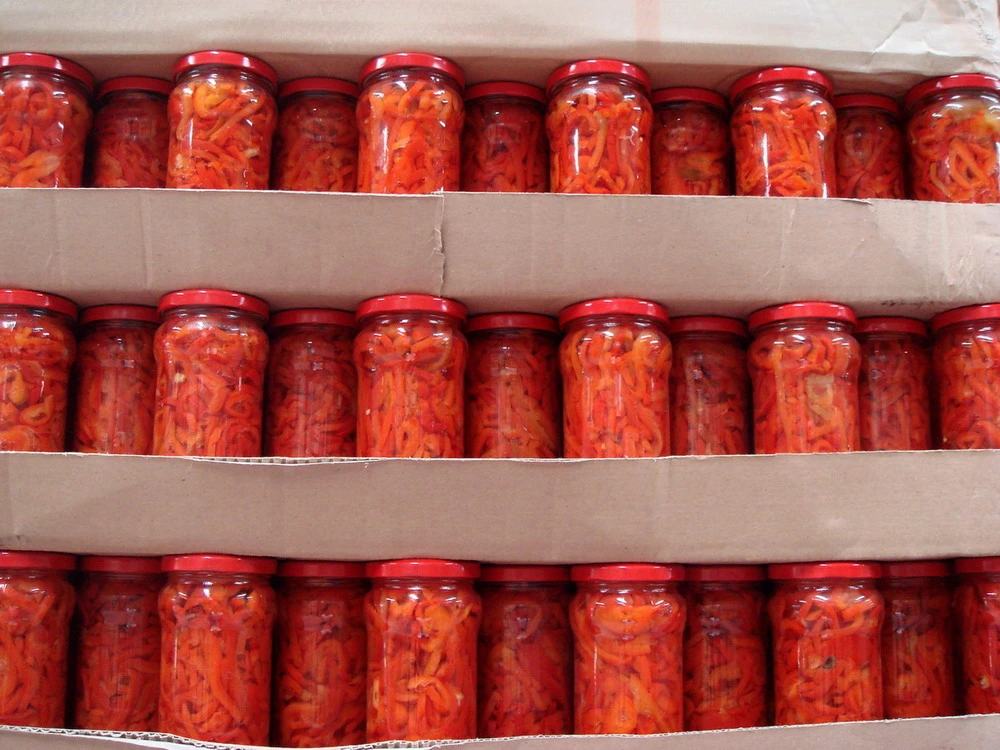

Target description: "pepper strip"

left=858, top=333, right=932, bottom=451
left=273, top=92, right=358, bottom=192
left=835, top=107, right=905, bottom=199
left=90, top=92, right=169, bottom=187
left=462, top=98, right=547, bottom=192
left=652, top=101, right=731, bottom=195
left=957, top=574, right=1000, bottom=713
left=934, top=323, right=1000, bottom=449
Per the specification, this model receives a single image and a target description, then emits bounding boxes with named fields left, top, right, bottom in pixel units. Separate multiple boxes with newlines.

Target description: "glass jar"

left=74, top=556, right=162, bottom=731
left=357, top=53, right=464, bottom=193
left=158, top=554, right=277, bottom=744
left=0, top=290, right=77, bottom=451
left=833, top=94, right=905, bottom=199
left=0, top=52, right=93, bottom=187
left=956, top=557, right=1000, bottom=714
left=905, top=74, right=1000, bottom=203
left=0, top=550, right=75, bottom=728
left=684, top=565, right=768, bottom=730
left=650, top=87, right=731, bottom=195
left=465, top=313, right=561, bottom=458
left=546, top=59, right=652, bottom=194
left=265, top=308, right=357, bottom=458
left=855, top=317, right=932, bottom=451
left=274, top=561, right=367, bottom=748
left=153, top=289, right=269, bottom=457
left=354, top=294, right=467, bottom=457
left=72, top=305, right=159, bottom=455
left=478, top=565, right=573, bottom=738
left=880, top=560, right=956, bottom=719
left=273, top=77, right=359, bottom=192
left=769, top=562, right=884, bottom=725
left=571, top=564, right=685, bottom=734
left=932, top=304, right=1000, bottom=449
left=559, top=298, right=671, bottom=457
left=365, top=559, right=481, bottom=741
left=669, top=316, right=750, bottom=455
left=167, top=50, right=278, bottom=189
left=748, top=302, right=860, bottom=453
left=461, top=82, right=548, bottom=192
left=730, top=66, right=837, bottom=197
left=89, top=76, right=171, bottom=188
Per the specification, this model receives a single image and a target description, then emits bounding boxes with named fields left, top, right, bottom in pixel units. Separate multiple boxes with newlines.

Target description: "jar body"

left=72, top=320, right=157, bottom=454
left=0, top=305, right=75, bottom=451
left=167, top=65, right=277, bottom=189
left=956, top=571, right=1000, bottom=713
left=732, top=81, right=836, bottom=197
left=153, top=306, right=269, bottom=456
left=669, top=330, right=749, bottom=455
left=90, top=89, right=170, bottom=187
left=571, top=580, right=685, bottom=734
left=265, top=322, right=356, bottom=457
left=770, top=579, right=884, bottom=724
left=858, top=330, right=932, bottom=451
left=547, top=74, right=652, bottom=194
left=365, top=577, right=481, bottom=741
left=749, top=319, right=860, bottom=453
left=0, top=67, right=91, bottom=187
left=652, top=100, right=731, bottom=195
left=354, top=311, right=467, bottom=457
left=478, top=581, right=573, bottom=737
left=273, top=90, right=358, bottom=192
left=934, top=319, right=1000, bottom=449
left=881, top=577, right=955, bottom=718
left=907, top=89, right=1000, bottom=203
left=357, top=67, right=463, bottom=193
left=684, top=580, right=768, bottom=730
left=462, top=95, right=547, bottom=192
left=275, top=578, right=367, bottom=747
left=158, top=570, right=276, bottom=744
left=74, top=571, right=161, bottom=730
left=466, top=328, right=561, bottom=458
left=560, top=314, right=671, bottom=457
left=835, top=105, right=905, bottom=199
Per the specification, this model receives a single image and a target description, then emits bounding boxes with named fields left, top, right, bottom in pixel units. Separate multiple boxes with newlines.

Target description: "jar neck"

left=481, top=581, right=568, bottom=592
left=0, top=567, right=69, bottom=579
left=0, top=305, right=74, bottom=325
left=578, top=580, right=679, bottom=593
left=840, top=105, right=898, bottom=122
left=280, top=90, right=356, bottom=107
left=469, top=94, right=544, bottom=110
left=882, top=576, right=948, bottom=591
left=779, top=577, right=876, bottom=589
left=177, top=64, right=274, bottom=93
left=913, top=87, right=1000, bottom=113
left=552, top=73, right=647, bottom=99
left=85, top=571, right=161, bottom=583
left=2, top=66, right=91, bottom=98
left=856, top=331, right=924, bottom=344
left=753, top=318, right=853, bottom=336
left=163, top=305, right=265, bottom=324
left=736, top=80, right=828, bottom=106
left=84, top=319, right=158, bottom=334
left=100, top=89, right=167, bottom=106
left=373, top=576, right=472, bottom=589
left=359, top=311, right=463, bottom=328
left=567, top=313, right=667, bottom=331
left=281, top=576, right=366, bottom=589
left=688, top=580, right=761, bottom=593
left=168, top=570, right=271, bottom=585
left=362, top=67, right=460, bottom=92
left=672, top=330, right=745, bottom=346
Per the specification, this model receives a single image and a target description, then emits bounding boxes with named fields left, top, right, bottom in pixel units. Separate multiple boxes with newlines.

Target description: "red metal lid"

left=833, top=93, right=901, bottom=116
left=686, top=565, right=766, bottom=582
left=270, top=308, right=356, bottom=329
left=854, top=316, right=927, bottom=337
left=955, top=557, right=1000, bottom=575
left=360, top=53, right=465, bottom=88
left=0, top=52, right=95, bottom=92
left=366, top=558, right=480, bottom=579
left=547, top=59, right=651, bottom=96
left=0, top=550, right=75, bottom=571
left=80, top=305, right=160, bottom=326
left=81, top=556, right=162, bottom=574
left=466, top=313, right=559, bottom=334
left=572, top=563, right=685, bottom=582
left=559, top=298, right=669, bottom=328
left=905, top=74, right=1000, bottom=112
left=278, top=76, right=359, bottom=101
left=464, top=81, right=546, bottom=104
left=931, top=303, right=1000, bottom=333
left=158, top=289, right=269, bottom=320
left=651, top=87, right=727, bottom=110
left=748, top=302, right=856, bottom=333
left=162, top=554, right=277, bottom=575
left=480, top=565, right=569, bottom=583
left=730, top=66, right=832, bottom=103
left=97, top=76, right=173, bottom=99
left=356, top=294, right=467, bottom=322
left=279, top=560, right=367, bottom=578
left=669, top=316, right=747, bottom=338
left=0, top=289, right=78, bottom=320
left=769, top=562, right=881, bottom=580
left=173, top=50, right=278, bottom=88
left=882, top=560, right=951, bottom=578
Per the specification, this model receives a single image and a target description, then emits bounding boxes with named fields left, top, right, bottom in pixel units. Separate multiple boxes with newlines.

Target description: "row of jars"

left=2, top=50, right=999, bottom=202
left=1, top=288, right=997, bottom=457
left=3, top=551, right=1000, bottom=747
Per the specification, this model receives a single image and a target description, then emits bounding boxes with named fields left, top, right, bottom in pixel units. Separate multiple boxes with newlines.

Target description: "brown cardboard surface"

left=0, top=0, right=998, bottom=96
left=1, top=450, right=998, bottom=564
left=1, top=190, right=999, bottom=319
